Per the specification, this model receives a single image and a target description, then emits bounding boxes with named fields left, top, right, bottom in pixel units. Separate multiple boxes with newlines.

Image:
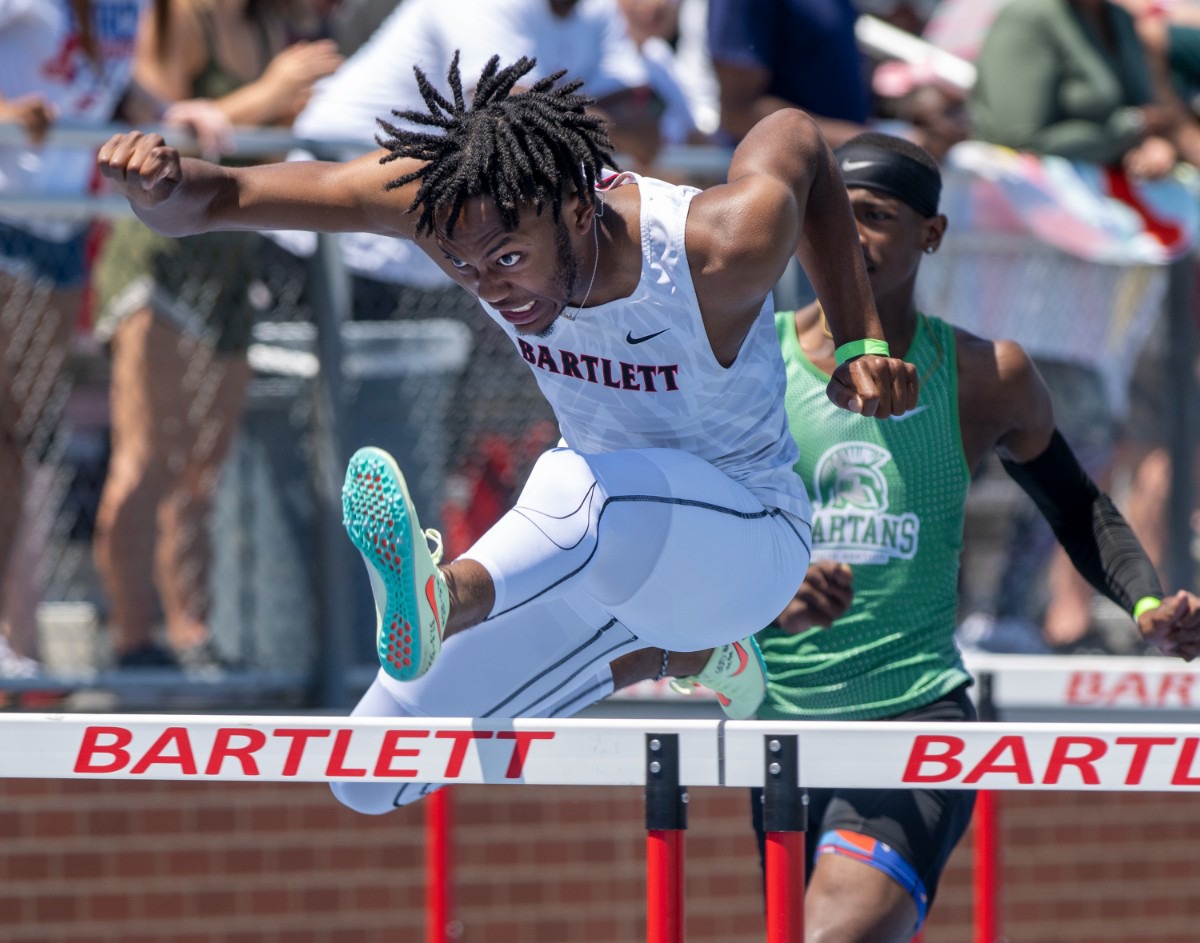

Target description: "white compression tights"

left=332, top=446, right=810, bottom=813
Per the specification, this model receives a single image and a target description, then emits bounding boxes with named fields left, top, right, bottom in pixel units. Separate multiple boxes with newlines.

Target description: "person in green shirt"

left=612, top=131, right=1200, bottom=942
left=970, top=0, right=1193, bottom=177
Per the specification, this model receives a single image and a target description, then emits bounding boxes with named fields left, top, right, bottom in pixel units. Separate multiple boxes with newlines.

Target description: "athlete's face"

left=434, top=195, right=593, bottom=336
left=847, top=188, right=946, bottom=304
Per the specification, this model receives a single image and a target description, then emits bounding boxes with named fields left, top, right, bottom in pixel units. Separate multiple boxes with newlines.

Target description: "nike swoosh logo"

left=888, top=404, right=930, bottom=422
left=841, top=159, right=878, bottom=171
left=425, top=575, right=443, bottom=640
left=626, top=329, right=669, bottom=345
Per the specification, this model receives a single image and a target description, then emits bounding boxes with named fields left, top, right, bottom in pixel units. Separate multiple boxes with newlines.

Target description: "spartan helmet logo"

left=813, top=443, right=891, bottom=512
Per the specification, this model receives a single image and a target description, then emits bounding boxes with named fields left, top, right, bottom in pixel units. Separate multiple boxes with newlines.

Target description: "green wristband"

left=834, top=338, right=890, bottom=365
left=1133, top=596, right=1162, bottom=620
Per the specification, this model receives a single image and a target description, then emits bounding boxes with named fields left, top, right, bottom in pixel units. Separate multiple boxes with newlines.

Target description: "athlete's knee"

left=806, top=910, right=918, bottom=943
left=518, top=448, right=595, bottom=508
left=805, top=886, right=919, bottom=943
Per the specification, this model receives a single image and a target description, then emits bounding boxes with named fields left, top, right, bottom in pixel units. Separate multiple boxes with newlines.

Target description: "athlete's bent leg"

left=461, top=447, right=810, bottom=652
left=331, top=594, right=638, bottom=814
left=333, top=445, right=809, bottom=812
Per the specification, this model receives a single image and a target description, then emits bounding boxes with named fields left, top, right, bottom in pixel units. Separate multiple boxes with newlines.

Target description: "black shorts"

left=750, top=684, right=977, bottom=904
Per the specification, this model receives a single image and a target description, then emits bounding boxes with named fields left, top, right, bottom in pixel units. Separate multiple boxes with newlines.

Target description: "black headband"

left=834, top=140, right=941, bottom=218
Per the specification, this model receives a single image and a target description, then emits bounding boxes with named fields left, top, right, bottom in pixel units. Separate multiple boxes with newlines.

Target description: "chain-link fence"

left=0, top=126, right=566, bottom=710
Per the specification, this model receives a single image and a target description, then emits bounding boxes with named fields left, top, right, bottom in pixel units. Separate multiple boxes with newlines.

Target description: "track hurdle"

left=611, top=651, right=1200, bottom=942
left=9, top=711, right=1200, bottom=940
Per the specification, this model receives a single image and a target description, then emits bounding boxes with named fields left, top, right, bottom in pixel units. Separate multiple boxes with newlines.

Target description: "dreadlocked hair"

left=375, top=52, right=617, bottom=237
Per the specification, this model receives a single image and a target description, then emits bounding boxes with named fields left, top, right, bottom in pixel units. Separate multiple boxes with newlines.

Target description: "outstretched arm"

left=1003, top=434, right=1200, bottom=660
left=973, top=337, right=1198, bottom=658
left=96, top=131, right=422, bottom=239
left=687, top=108, right=917, bottom=417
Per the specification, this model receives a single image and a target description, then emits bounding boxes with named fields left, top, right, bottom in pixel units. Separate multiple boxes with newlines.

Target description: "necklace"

left=561, top=198, right=603, bottom=322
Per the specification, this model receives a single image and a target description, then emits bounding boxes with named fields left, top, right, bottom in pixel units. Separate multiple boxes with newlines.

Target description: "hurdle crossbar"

left=7, top=713, right=1200, bottom=790
left=965, top=652, right=1200, bottom=711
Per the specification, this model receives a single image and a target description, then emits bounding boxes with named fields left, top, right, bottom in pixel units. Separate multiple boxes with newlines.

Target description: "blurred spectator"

left=299, top=0, right=666, bottom=165
left=90, top=0, right=342, bottom=669
left=1106, top=1, right=1200, bottom=117
left=0, top=0, right=229, bottom=672
left=617, top=0, right=718, bottom=146
left=970, top=0, right=1196, bottom=178
left=707, top=0, right=870, bottom=146
left=704, top=0, right=968, bottom=308
left=1110, top=0, right=1200, bottom=611
left=967, top=0, right=1199, bottom=653
left=706, top=0, right=873, bottom=308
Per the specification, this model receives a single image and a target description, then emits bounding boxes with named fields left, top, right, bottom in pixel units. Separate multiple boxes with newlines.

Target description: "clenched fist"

left=828, top=353, right=919, bottom=419
left=97, top=131, right=184, bottom=208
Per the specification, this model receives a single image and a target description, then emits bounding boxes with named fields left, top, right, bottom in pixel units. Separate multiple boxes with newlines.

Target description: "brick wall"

left=2, top=780, right=1199, bottom=942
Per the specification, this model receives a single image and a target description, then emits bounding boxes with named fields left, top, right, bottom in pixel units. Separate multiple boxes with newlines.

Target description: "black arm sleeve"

left=1000, top=430, right=1163, bottom=616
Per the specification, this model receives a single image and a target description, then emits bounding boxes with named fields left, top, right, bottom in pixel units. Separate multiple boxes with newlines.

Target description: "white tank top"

left=480, top=173, right=811, bottom=521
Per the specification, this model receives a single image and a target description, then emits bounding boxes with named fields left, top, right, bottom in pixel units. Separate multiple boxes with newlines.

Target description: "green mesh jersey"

left=757, top=312, right=972, bottom=720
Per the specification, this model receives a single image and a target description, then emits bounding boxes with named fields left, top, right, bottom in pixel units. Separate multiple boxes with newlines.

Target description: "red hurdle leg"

left=426, top=787, right=453, bottom=943
left=646, top=734, right=687, bottom=943
left=764, top=831, right=804, bottom=943
left=972, top=672, right=1002, bottom=943
left=763, top=735, right=805, bottom=943
left=647, top=828, right=686, bottom=943
left=973, top=789, right=1001, bottom=943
